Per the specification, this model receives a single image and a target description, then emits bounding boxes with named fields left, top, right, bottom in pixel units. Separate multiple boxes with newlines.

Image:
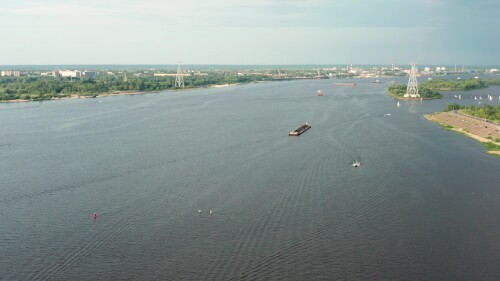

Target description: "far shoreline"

left=0, top=82, right=244, bottom=103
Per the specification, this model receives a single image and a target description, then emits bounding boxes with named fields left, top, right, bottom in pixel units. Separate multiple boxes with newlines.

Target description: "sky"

left=0, top=0, right=499, bottom=65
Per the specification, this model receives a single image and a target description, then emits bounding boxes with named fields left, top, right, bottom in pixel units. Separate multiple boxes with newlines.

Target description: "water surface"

left=1, top=79, right=499, bottom=280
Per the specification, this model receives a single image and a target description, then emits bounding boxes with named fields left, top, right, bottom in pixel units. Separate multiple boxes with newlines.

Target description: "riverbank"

left=388, top=93, right=429, bottom=101
left=211, top=83, right=239, bottom=88
left=425, top=111, right=500, bottom=156
left=0, top=83, right=245, bottom=103
left=0, top=90, right=158, bottom=103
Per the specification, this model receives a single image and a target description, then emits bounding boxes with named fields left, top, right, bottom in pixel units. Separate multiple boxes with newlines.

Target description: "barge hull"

left=288, top=123, right=311, bottom=136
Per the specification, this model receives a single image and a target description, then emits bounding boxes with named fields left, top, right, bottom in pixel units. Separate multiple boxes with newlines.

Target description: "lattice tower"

left=405, top=63, right=419, bottom=98
left=175, top=62, right=184, bottom=88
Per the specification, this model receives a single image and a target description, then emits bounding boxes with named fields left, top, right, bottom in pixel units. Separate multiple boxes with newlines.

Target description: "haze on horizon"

left=0, top=0, right=498, bottom=66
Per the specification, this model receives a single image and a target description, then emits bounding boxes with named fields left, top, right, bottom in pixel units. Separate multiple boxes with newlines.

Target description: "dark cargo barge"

left=288, top=123, right=311, bottom=136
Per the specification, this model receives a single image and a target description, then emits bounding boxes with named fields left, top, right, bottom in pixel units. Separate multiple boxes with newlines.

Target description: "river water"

left=1, top=79, right=499, bottom=280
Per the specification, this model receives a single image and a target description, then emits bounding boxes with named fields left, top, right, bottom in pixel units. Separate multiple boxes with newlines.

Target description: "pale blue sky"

left=0, top=0, right=498, bottom=65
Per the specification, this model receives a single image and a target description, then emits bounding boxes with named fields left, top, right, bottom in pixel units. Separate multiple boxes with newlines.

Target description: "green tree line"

left=423, top=78, right=500, bottom=91
left=0, top=73, right=273, bottom=101
left=445, top=103, right=500, bottom=123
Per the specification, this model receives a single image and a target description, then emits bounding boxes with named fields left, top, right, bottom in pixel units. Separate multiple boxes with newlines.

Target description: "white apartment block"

left=1, top=70, right=21, bottom=77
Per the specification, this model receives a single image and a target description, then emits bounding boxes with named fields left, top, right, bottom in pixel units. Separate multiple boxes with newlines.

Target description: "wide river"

left=1, top=78, right=499, bottom=280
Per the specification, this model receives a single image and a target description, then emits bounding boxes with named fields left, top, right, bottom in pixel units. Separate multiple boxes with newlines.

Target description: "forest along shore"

left=0, top=83, right=242, bottom=103
left=425, top=111, right=500, bottom=155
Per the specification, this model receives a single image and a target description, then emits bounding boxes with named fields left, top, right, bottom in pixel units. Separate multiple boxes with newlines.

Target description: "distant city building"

left=153, top=73, right=194, bottom=77
left=153, top=73, right=176, bottom=77
left=50, top=70, right=84, bottom=78
left=59, top=70, right=82, bottom=78
left=391, top=64, right=400, bottom=71
left=83, top=71, right=96, bottom=77
left=1, top=70, right=20, bottom=77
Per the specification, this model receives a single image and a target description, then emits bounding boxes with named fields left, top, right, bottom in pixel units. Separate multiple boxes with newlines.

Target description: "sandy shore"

left=0, top=90, right=156, bottom=103
left=97, top=90, right=157, bottom=97
left=425, top=111, right=500, bottom=155
left=211, top=83, right=239, bottom=88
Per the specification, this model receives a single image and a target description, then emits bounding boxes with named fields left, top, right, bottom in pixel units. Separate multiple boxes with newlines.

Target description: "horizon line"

left=0, top=63, right=498, bottom=67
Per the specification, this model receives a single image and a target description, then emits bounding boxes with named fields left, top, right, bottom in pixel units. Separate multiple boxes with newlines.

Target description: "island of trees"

left=387, top=84, right=442, bottom=100
left=426, top=78, right=485, bottom=90
left=388, top=78, right=500, bottom=100
left=424, top=78, right=500, bottom=91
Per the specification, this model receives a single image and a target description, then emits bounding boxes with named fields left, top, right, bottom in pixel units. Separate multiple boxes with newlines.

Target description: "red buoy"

left=93, top=213, right=97, bottom=219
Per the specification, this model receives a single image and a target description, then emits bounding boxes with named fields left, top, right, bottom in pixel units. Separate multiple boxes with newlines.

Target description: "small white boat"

left=197, top=209, right=202, bottom=213
left=479, top=96, right=482, bottom=100
left=397, top=101, right=401, bottom=107
left=352, top=160, right=361, bottom=168
left=209, top=210, right=213, bottom=215
left=458, top=94, right=461, bottom=99
left=475, top=96, right=477, bottom=100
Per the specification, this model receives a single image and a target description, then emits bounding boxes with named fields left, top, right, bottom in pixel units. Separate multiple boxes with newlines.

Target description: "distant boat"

left=371, top=80, right=381, bottom=84
left=352, top=160, right=361, bottom=168
left=479, top=96, right=482, bottom=100
left=317, top=90, right=323, bottom=96
left=458, top=94, right=461, bottom=99
left=475, top=96, right=477, bottom=100
left=333, top=82, right=356, bottom=86
left=197, top=209, right=202, bottom=213
left=474, top=76, right=479, bottom=79
left=454, top=95, right=457, bottom=98
left=428, top=77, right=433, bottom=81
left=457, top=77, right=461, bottom=80
left=209, top=210, right=213, bottom=215
left=397, top=101, right=401, bottom=107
